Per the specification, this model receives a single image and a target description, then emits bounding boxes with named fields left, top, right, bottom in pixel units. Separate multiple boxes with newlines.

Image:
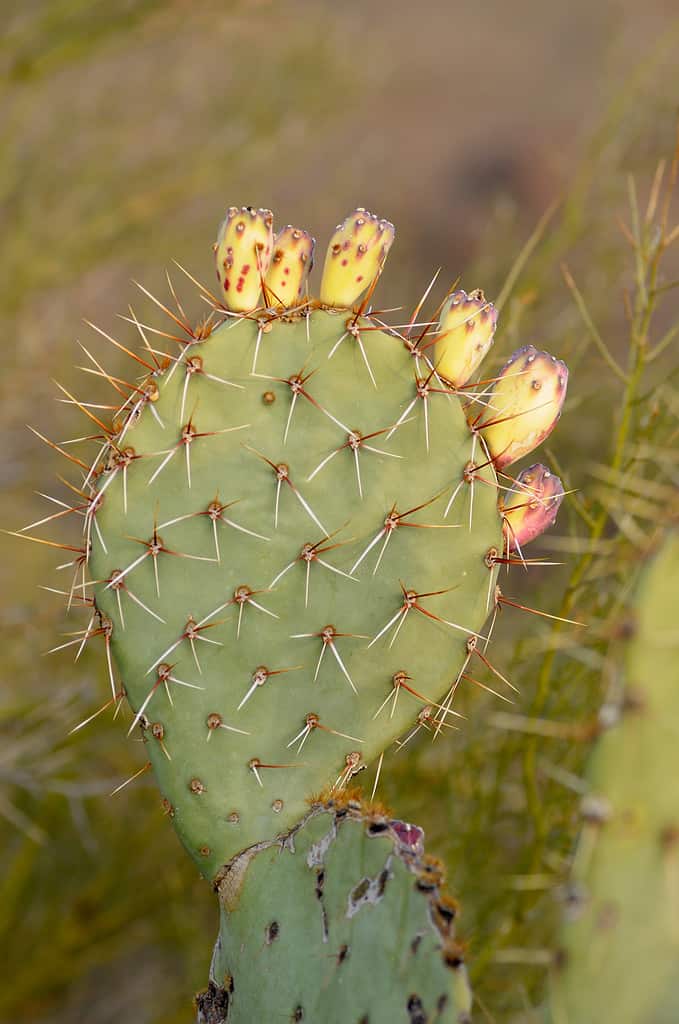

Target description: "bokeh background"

left=2, top=2, right=678, bottom=1021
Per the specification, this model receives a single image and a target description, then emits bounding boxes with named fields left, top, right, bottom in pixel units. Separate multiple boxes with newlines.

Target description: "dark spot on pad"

left=376, top=868, right=389, bottom=898
left=291, top=1006, right=304, bottom=1022
left=265, top=920, right=280, bottom=944
left=407, top=994, right=428, bottom=1023
left=595, top=901, right=619, bottom=931
left=351, top=878, right=370, bottom=902
left=315, top=869, right=325, bottom=900
left=436, top=994, right=448, bottom=1013
left=367, top=821, right=389, bottom=835
left=434, top=898, right=457, bottom=929
left=416, top=877, right=437, bottom=893
left=195, top=980, right=231, bottom=1022
left=443, top=944, right=465, bottom=969
left=337, top=943, right=350, bottom=965
left=410, top=934, right=423, bottom=955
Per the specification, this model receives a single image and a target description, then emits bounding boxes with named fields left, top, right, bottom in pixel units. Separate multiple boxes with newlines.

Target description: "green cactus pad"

left=550, top=533, right=679, bottom=1023
left=90, top=306, right=502, bottom=878
left=197, top=796, right=472, bottom=1024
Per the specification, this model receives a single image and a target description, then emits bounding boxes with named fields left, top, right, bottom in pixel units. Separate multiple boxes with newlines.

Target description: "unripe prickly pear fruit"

left=501, top=463, right=564, bottom=550
left=481, top=345, right=568, bottom=469
left=435, top=288, right=497, bottom=387
left=319, top=208, right=395, bottom=307
left=215, top=205, right=274, bottom=311
left=264, top=226, right=315, bottom=309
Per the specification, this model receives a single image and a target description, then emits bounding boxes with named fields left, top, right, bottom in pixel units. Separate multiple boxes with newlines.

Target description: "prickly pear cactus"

left=550, top=533, right=679, bottom=1023
left=78, top=209, right=566, bottom=878
left=198, top=793, right=472, bottom=1024
left=22, top=203, right=570, bottom=1022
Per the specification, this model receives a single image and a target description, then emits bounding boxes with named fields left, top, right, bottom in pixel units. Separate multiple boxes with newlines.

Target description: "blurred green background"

left=1, top=1, right=678, bottom=1020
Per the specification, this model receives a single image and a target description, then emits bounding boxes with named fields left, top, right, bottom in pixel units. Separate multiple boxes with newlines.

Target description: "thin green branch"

left=560, top=264, right=628, bottom=383
left=522, top=157, right=676, bottom=856
left=495, top=200, right=560, bottom=312
left=647, top=313, right=679, bottom=361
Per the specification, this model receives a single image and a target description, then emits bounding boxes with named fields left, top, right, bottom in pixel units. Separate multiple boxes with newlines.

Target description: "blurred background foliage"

left=1, top=1, right=678, bottom=1020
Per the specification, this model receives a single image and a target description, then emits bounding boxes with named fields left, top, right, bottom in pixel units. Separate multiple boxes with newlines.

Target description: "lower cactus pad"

left=198, top=795, right=472, bottom=1023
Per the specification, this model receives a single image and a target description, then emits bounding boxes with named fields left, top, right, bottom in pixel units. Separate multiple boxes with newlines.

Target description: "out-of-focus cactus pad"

left=551, top=533, right=679, bottom=1023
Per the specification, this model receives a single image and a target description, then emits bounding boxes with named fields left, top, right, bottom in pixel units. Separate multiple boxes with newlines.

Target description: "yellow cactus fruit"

left=264, top=226, right=315, bottom=309
left=319, top=208, right=395, bottom=308
left=214, top=206, right=274, bottom=313
left=435, top=288, right=497, bottom=387
left=480, top=345, right=568, bottom=469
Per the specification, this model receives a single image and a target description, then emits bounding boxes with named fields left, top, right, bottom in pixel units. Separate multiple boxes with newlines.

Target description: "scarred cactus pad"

left=200, top=794, right=472, bottom=1024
